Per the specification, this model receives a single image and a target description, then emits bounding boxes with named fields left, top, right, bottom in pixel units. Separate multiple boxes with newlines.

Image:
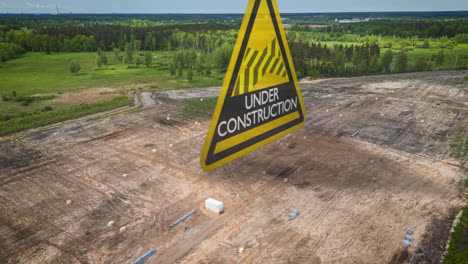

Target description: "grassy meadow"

left=0, top=51, right=224, bottom=136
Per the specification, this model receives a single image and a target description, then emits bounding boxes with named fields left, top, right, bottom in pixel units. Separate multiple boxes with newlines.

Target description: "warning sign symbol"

left=200, top=0, right=306, bottom=171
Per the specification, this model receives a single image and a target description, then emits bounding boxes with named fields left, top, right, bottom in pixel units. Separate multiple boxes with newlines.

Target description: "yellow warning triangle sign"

left=200, top=0, right=306, bottom=171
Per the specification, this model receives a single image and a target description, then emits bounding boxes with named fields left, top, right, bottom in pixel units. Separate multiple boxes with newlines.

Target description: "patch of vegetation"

left=155, top=118, right=178, bottom=126
left=178, top=97, right=217, bottom=119
left=0, top=96, right=131, bottom=136
left=0, top=52, right=223, bottom=97
left=41, top=106, right=54, bottom=112
left=1, top=94, right=56, bottom=103
left=443, top=208, right=468, bottom=264
left=450, top=136, right=468, bottom=160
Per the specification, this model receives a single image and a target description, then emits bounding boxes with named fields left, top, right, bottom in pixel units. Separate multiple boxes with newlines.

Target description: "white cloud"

left=25, top=2, right=54, bottom=9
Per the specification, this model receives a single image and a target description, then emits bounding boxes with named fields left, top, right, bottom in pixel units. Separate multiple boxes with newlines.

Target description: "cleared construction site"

left=0, top=71, right=466, bottom=264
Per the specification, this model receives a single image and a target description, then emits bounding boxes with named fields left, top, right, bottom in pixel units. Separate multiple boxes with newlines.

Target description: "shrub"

left=69, top=61, right=81, bottom=74
left=14, top=96, right=34, bottom=103
left=1, top=95, right=12, bottom=101
left=187, top=68, right=193, bottom=81
left=0, top=115, right=12, bottom=122
left=41, top=106, right=54, bottom=112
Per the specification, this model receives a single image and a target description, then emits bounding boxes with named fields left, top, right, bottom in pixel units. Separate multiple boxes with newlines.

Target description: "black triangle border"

left=205, top=0, right=305, bottom=166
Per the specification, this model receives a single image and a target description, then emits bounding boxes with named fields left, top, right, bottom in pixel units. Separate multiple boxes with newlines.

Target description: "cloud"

left=25, top=2, right=54, bottom=9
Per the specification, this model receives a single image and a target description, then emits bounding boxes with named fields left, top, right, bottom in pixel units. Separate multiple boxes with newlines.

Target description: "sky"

left=0, top=0, right=467, bottom=14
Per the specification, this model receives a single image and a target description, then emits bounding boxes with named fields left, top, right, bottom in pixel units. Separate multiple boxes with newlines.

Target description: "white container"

left=205, top=198, right=224, bottom=214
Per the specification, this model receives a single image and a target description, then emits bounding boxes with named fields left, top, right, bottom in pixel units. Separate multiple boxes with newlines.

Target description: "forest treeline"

left=0, top=20, right=466, bottom=77
left=293, top=20, right=468, bottom=39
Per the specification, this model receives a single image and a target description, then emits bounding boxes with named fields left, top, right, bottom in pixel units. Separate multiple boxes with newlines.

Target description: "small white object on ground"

left=169, top=144, right=174, bottom=148
left=406, top=228, right=414, bottom=235
left=120, top=226, right=127, bottom=232
left=290, top=209, right=300, bottom=219
left=239, top=248, right=245, bottom=254
left=200, top=99, right=204, bottom=102
left=284, top=178, right=288, bottom=183
left=107, top=221, right=115, bottom=227
left=122, top=174, right=127, bottom=177
left=403, top=240, right=411, bottom=248
left=152, top=149, right=157, bottom=153
left=205, top=198, right=224, bottom=214
left=66, top=200, right=72, bottom=205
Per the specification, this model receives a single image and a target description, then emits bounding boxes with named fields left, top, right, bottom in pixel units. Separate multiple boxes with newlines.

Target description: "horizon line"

left=1, top=10, right=468, bottom=15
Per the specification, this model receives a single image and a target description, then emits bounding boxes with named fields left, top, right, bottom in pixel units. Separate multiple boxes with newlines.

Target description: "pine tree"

left=113, top=48, right=122, bottom=62
left=392, top=52, right=408, bottom=73
left=177, top=66, right=183, bottom=78
left=187, top=68, right=193, bottom=81
left=123, top=43, right=133, bottom=65
left=145, top=51, right=152, bottom=67
left=436, top=50, right=445, bottom=68
left=135, top=56, right=142, bottom=68
left=414, top=57, right=427, bottom=72
left=170, top=63, right=176, bottom=77
left=96, top=55, right=103, bottom=69
left=380, top=50, right=394, bottom=73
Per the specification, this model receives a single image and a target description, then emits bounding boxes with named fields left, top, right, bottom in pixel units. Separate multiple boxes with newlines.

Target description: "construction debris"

left=170, top=210, right=196, bottom=228
left=131, top=249, right=156, bottom=264
left=406, top=228, right=414, bottom=235
left=403, top=240, right=411, bottom=248
left=205, top=198, right=224, bottom=214
left=290, top=209, right=300, bottom=220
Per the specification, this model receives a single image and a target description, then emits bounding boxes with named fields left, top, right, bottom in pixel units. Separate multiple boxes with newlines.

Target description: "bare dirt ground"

left=0, top=71, right=466, bottom=264
left=51, top=88, right=121, bottom=105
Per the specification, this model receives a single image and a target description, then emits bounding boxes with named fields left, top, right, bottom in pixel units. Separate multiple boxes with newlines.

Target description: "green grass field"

left=0, top=51, right=223, bottom=96
left=443, top=208, right=468, bottom=264
left=382, top=44, right=468, bottom=70
left=0, top=51, right=224, bottom=136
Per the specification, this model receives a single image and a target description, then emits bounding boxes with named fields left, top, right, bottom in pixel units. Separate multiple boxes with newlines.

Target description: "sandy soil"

left=51, top=88, right=121, bottom=104
left=0, top=71, right=466, bottom=264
